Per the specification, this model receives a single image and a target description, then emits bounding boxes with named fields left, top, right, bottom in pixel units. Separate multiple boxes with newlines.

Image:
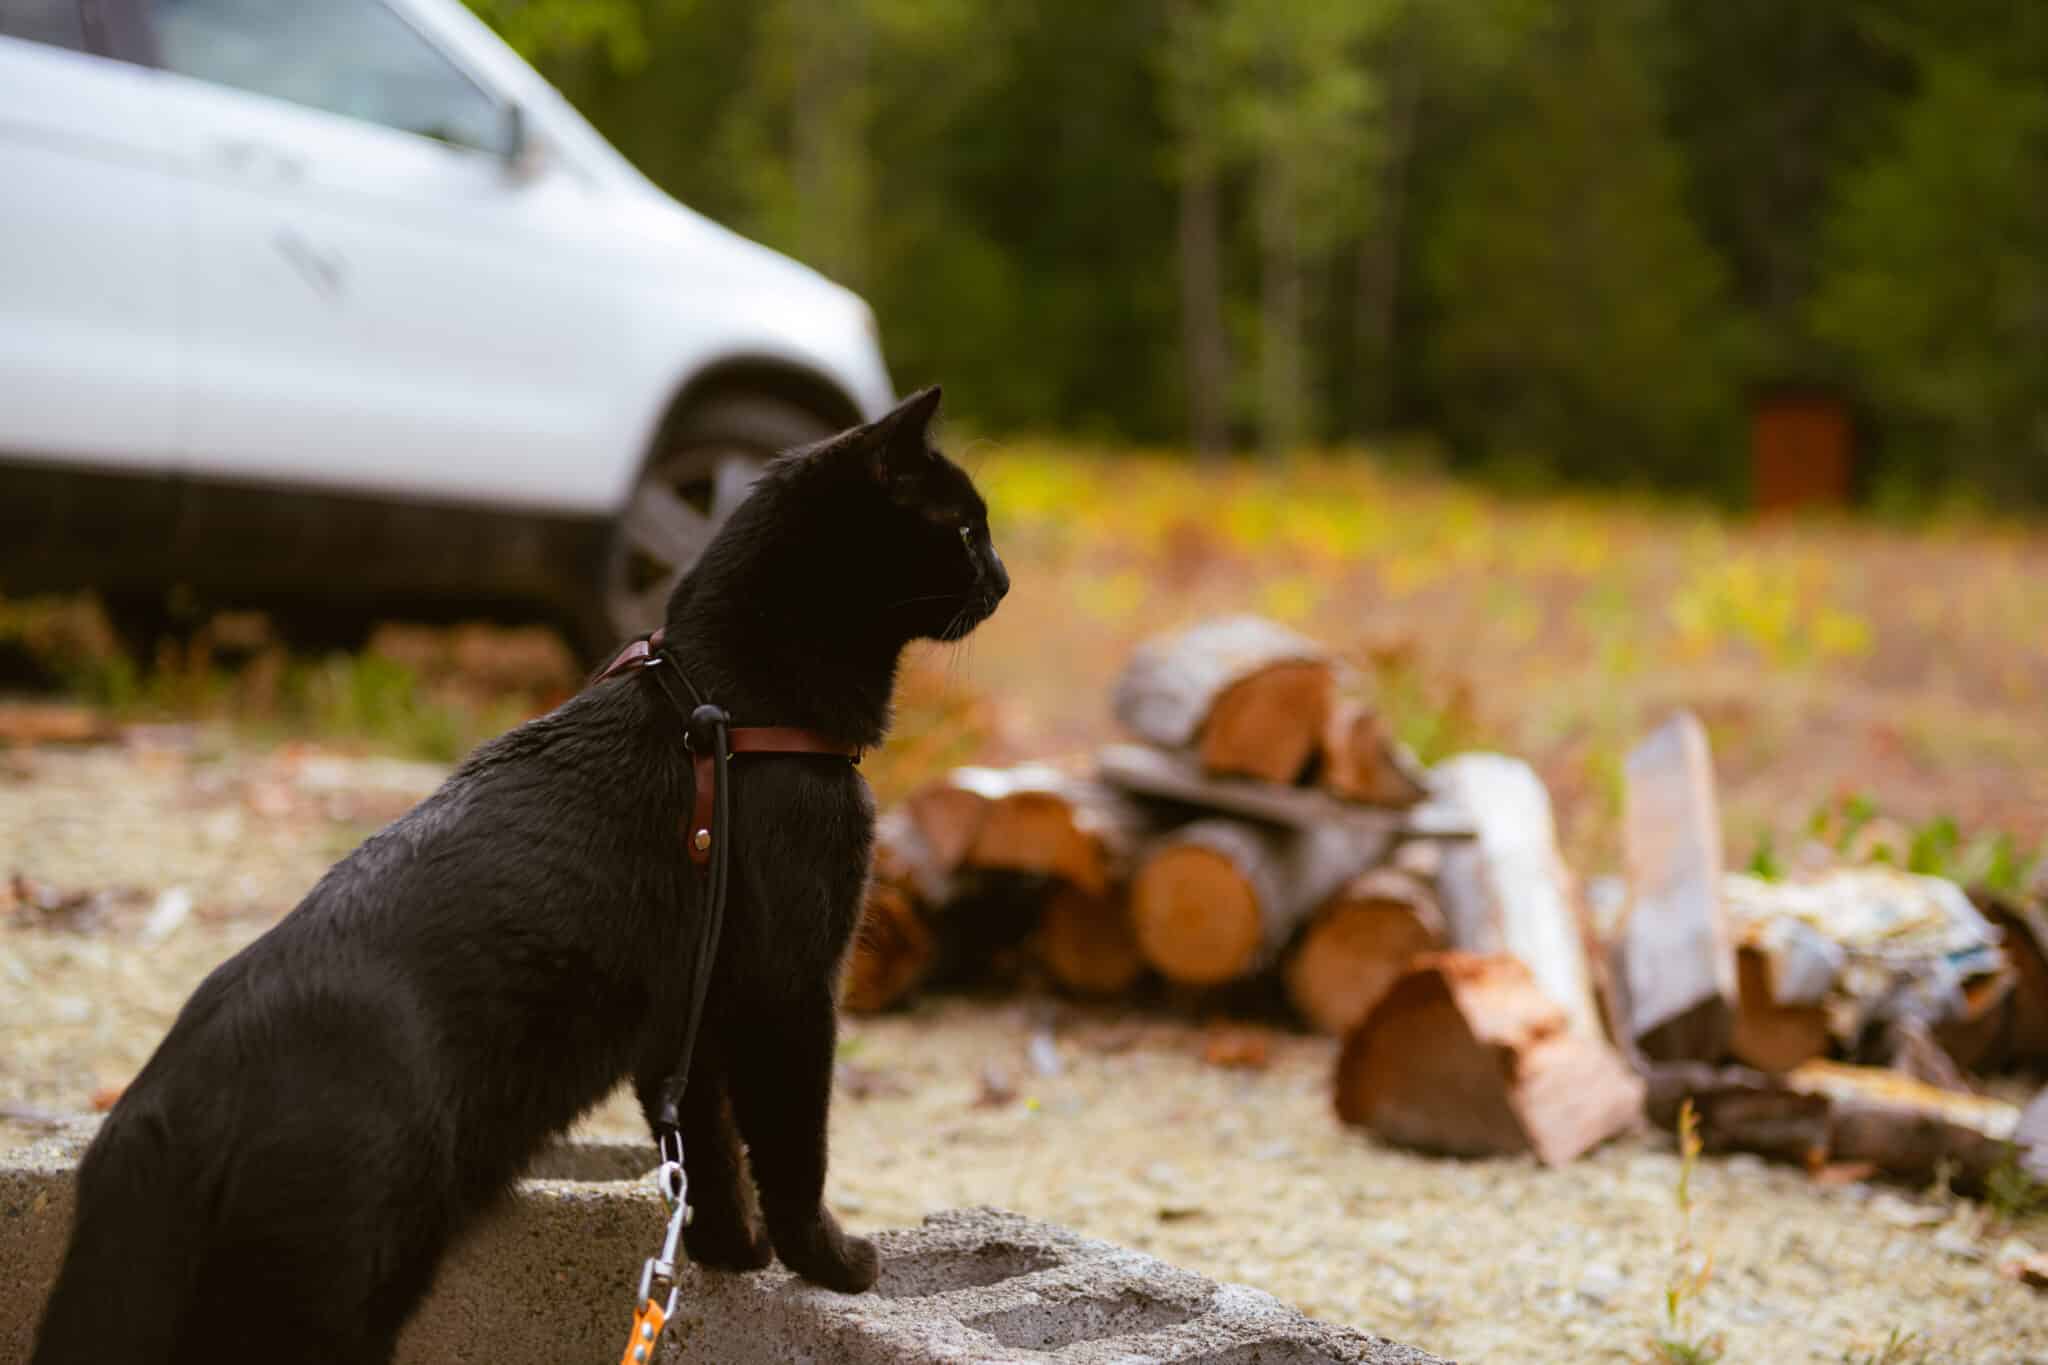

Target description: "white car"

left=0, top=0, right=895, bottom=659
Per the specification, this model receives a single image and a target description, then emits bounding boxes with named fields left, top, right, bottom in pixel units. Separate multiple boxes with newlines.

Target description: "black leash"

left=656, top=690, right=731, bottom=1160
left=622, top=648, right=728, bottom=1359
left=598, top=631, right=859, bottom=1360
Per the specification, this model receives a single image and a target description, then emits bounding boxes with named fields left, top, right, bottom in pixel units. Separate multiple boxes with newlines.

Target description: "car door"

left=146, top=0, right=617, bottom=531
left=0, top=0, right=180, bottom=588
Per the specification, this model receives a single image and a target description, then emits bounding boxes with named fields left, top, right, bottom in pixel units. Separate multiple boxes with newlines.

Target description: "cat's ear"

left=858, top=385, right=942, bottom=487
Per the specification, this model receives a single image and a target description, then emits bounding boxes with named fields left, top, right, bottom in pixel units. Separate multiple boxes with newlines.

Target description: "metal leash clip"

left=621, top=1137, right=691, bottom=1365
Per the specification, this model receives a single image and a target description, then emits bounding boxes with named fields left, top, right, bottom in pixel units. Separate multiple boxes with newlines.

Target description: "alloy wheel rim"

left=605, top=444, right=764, bottom=639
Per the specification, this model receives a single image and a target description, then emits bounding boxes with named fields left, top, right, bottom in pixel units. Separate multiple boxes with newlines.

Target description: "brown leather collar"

left=593, top=628, right=861, bottom=865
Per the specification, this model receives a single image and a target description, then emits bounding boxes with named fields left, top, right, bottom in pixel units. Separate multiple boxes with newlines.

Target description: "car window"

left=151, top=0, right=507, bottom=154
left=0, top=0, right=86, bottom=50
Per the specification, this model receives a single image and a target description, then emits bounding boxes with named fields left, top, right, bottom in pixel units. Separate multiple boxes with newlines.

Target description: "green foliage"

left=1812, top=55, right=2048, bottom=505
left=1794, top=794, right=2041, bottom=894
left=464, top=0, right=649, bottom=68
left=460, top=0, right=2048, bottom=499
left=461, top=0, right=2047, bottom=504
left=1424, top=6, right=1752, bottom=497
left=1984, top=1147, right=2048, bottom=1224
left=1745, top=830, right=1782, bottom=882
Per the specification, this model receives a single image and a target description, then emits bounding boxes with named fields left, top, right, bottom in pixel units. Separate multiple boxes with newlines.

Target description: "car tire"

left=570, top=395, right=839, bottom=663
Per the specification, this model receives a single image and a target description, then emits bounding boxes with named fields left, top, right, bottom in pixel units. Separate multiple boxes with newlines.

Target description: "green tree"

left=1812, top=56, right=2048, bottom=504
left=1424, top=5, right=1748, bottom=492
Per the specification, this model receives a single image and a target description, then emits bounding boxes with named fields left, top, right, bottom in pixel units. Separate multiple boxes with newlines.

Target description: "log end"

left=1037, top=883, right=1146, bottom=996
left=841, top=881, right=936, bottom=1014
left=1198, top=661, right=1334, bottom=784
left=1131, top=843, right=1262, bottom=986
left=1285, top=892, right=1442, bottom=1036
left=1730, top=946, right=1831, bottom=1074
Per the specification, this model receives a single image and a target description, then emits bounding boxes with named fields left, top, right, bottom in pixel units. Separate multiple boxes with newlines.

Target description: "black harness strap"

left=590, top=632, right=857, bottom=1170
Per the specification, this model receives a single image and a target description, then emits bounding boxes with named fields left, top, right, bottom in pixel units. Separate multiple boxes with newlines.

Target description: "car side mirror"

left=498, top=103, right=540, bottom=179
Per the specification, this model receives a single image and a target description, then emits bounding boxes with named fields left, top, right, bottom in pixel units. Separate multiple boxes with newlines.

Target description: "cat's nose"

left=986, top=549, right=1010, bottom=603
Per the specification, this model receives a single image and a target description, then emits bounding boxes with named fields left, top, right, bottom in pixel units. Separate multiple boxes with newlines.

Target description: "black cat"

left=31, top=386, right=1006, bottom=1365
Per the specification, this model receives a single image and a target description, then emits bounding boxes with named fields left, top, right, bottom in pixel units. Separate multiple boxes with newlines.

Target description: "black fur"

left=31, top=387, right=1006, bottom=1364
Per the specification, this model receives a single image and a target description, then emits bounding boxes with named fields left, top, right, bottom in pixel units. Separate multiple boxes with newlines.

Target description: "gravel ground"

left=4, top=734, right=2046, bottom=1364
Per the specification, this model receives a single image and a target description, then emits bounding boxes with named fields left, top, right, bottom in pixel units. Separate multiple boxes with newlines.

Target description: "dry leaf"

left=1201, top=1027, right=1271, bottom=1071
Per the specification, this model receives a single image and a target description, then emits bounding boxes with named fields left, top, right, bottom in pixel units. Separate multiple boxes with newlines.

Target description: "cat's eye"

left=958, top=525, right=973, bottom=545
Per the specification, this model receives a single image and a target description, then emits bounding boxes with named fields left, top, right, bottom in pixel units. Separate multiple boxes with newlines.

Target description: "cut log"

left=1320, top=700, right=1429, bottom=807
left=1648, top=1059, right=2022, bottom=1187
left=1036, top=883, right=1146, bottom=996
left=928, top=870, right=1056, bottom=985
left=1971, top=892, right=2048, bottom=1067
left=1616, top=712, right=1735, bottom=1062
left=874, top=807, right=956, bottom=907
left=966, top=773, right=1147, bottom=897
left=0, top=703, right=115, bottom=747
left=1112, top=615, right=1333, bottom=783
left=1927, top=964, right=2014, bottom=1074
left=1390, top=837, right=1444, bottom=882
left=1432, top=754, right=1602, bottom=1039
left=1284, top=867, right=1445, bottom=1036
left=1730, top=945, right=1832, bottom=1073
left=2018, top=1086, right=2048, bottom=1183
left=1095, top=743, right=1471, bottom=839
left=900, top=767, right=1149, bottom=897
left=1334, top=952, right=1644, bottom=1166
left=1130, top=818, right=1379, bottom=986
left=840, top=879, right=936, bottom=1014
left=1199, top=662, right=1334, bottom=783
left=1787, top=1060, right=2018, bottom=1187
left=902, top=777, right=991, bottom=877
left=1693, top=1087, right=1833, bottom=1167
left=1642, top=1060, right=1779, bottom=1131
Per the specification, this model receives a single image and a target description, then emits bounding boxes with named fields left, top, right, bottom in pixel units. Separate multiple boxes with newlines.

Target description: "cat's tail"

left=31, top=1111, right=199, bottom=1365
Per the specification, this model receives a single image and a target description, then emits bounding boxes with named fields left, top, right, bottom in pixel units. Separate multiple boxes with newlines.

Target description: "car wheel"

left=587, top=396, right=838, bottom=657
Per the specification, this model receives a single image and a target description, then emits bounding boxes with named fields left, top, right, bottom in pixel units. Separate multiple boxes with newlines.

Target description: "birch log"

left=1112, top=615, right=1333, bottom=784
left=1433, top=754, right=1602, bottom=1039
left=1617, top=712, right=1735, bottom=1061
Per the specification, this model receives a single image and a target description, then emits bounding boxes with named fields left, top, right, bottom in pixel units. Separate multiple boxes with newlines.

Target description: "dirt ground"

left=4, top=736, right=2044, bottom=1364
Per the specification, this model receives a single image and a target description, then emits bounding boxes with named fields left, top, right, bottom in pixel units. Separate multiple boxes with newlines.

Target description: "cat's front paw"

left=685, top=1217, right=774, bottom=1273
left=775, top=1215, right=879, bottom=1293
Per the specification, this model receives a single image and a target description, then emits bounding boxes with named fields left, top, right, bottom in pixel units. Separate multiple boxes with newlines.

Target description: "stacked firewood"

left=843, top=615, right=1469, bottom=1018
left=1601, top=711, right=2046, bottom=1188
left=843, top=615, right=2048, bottom=1181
